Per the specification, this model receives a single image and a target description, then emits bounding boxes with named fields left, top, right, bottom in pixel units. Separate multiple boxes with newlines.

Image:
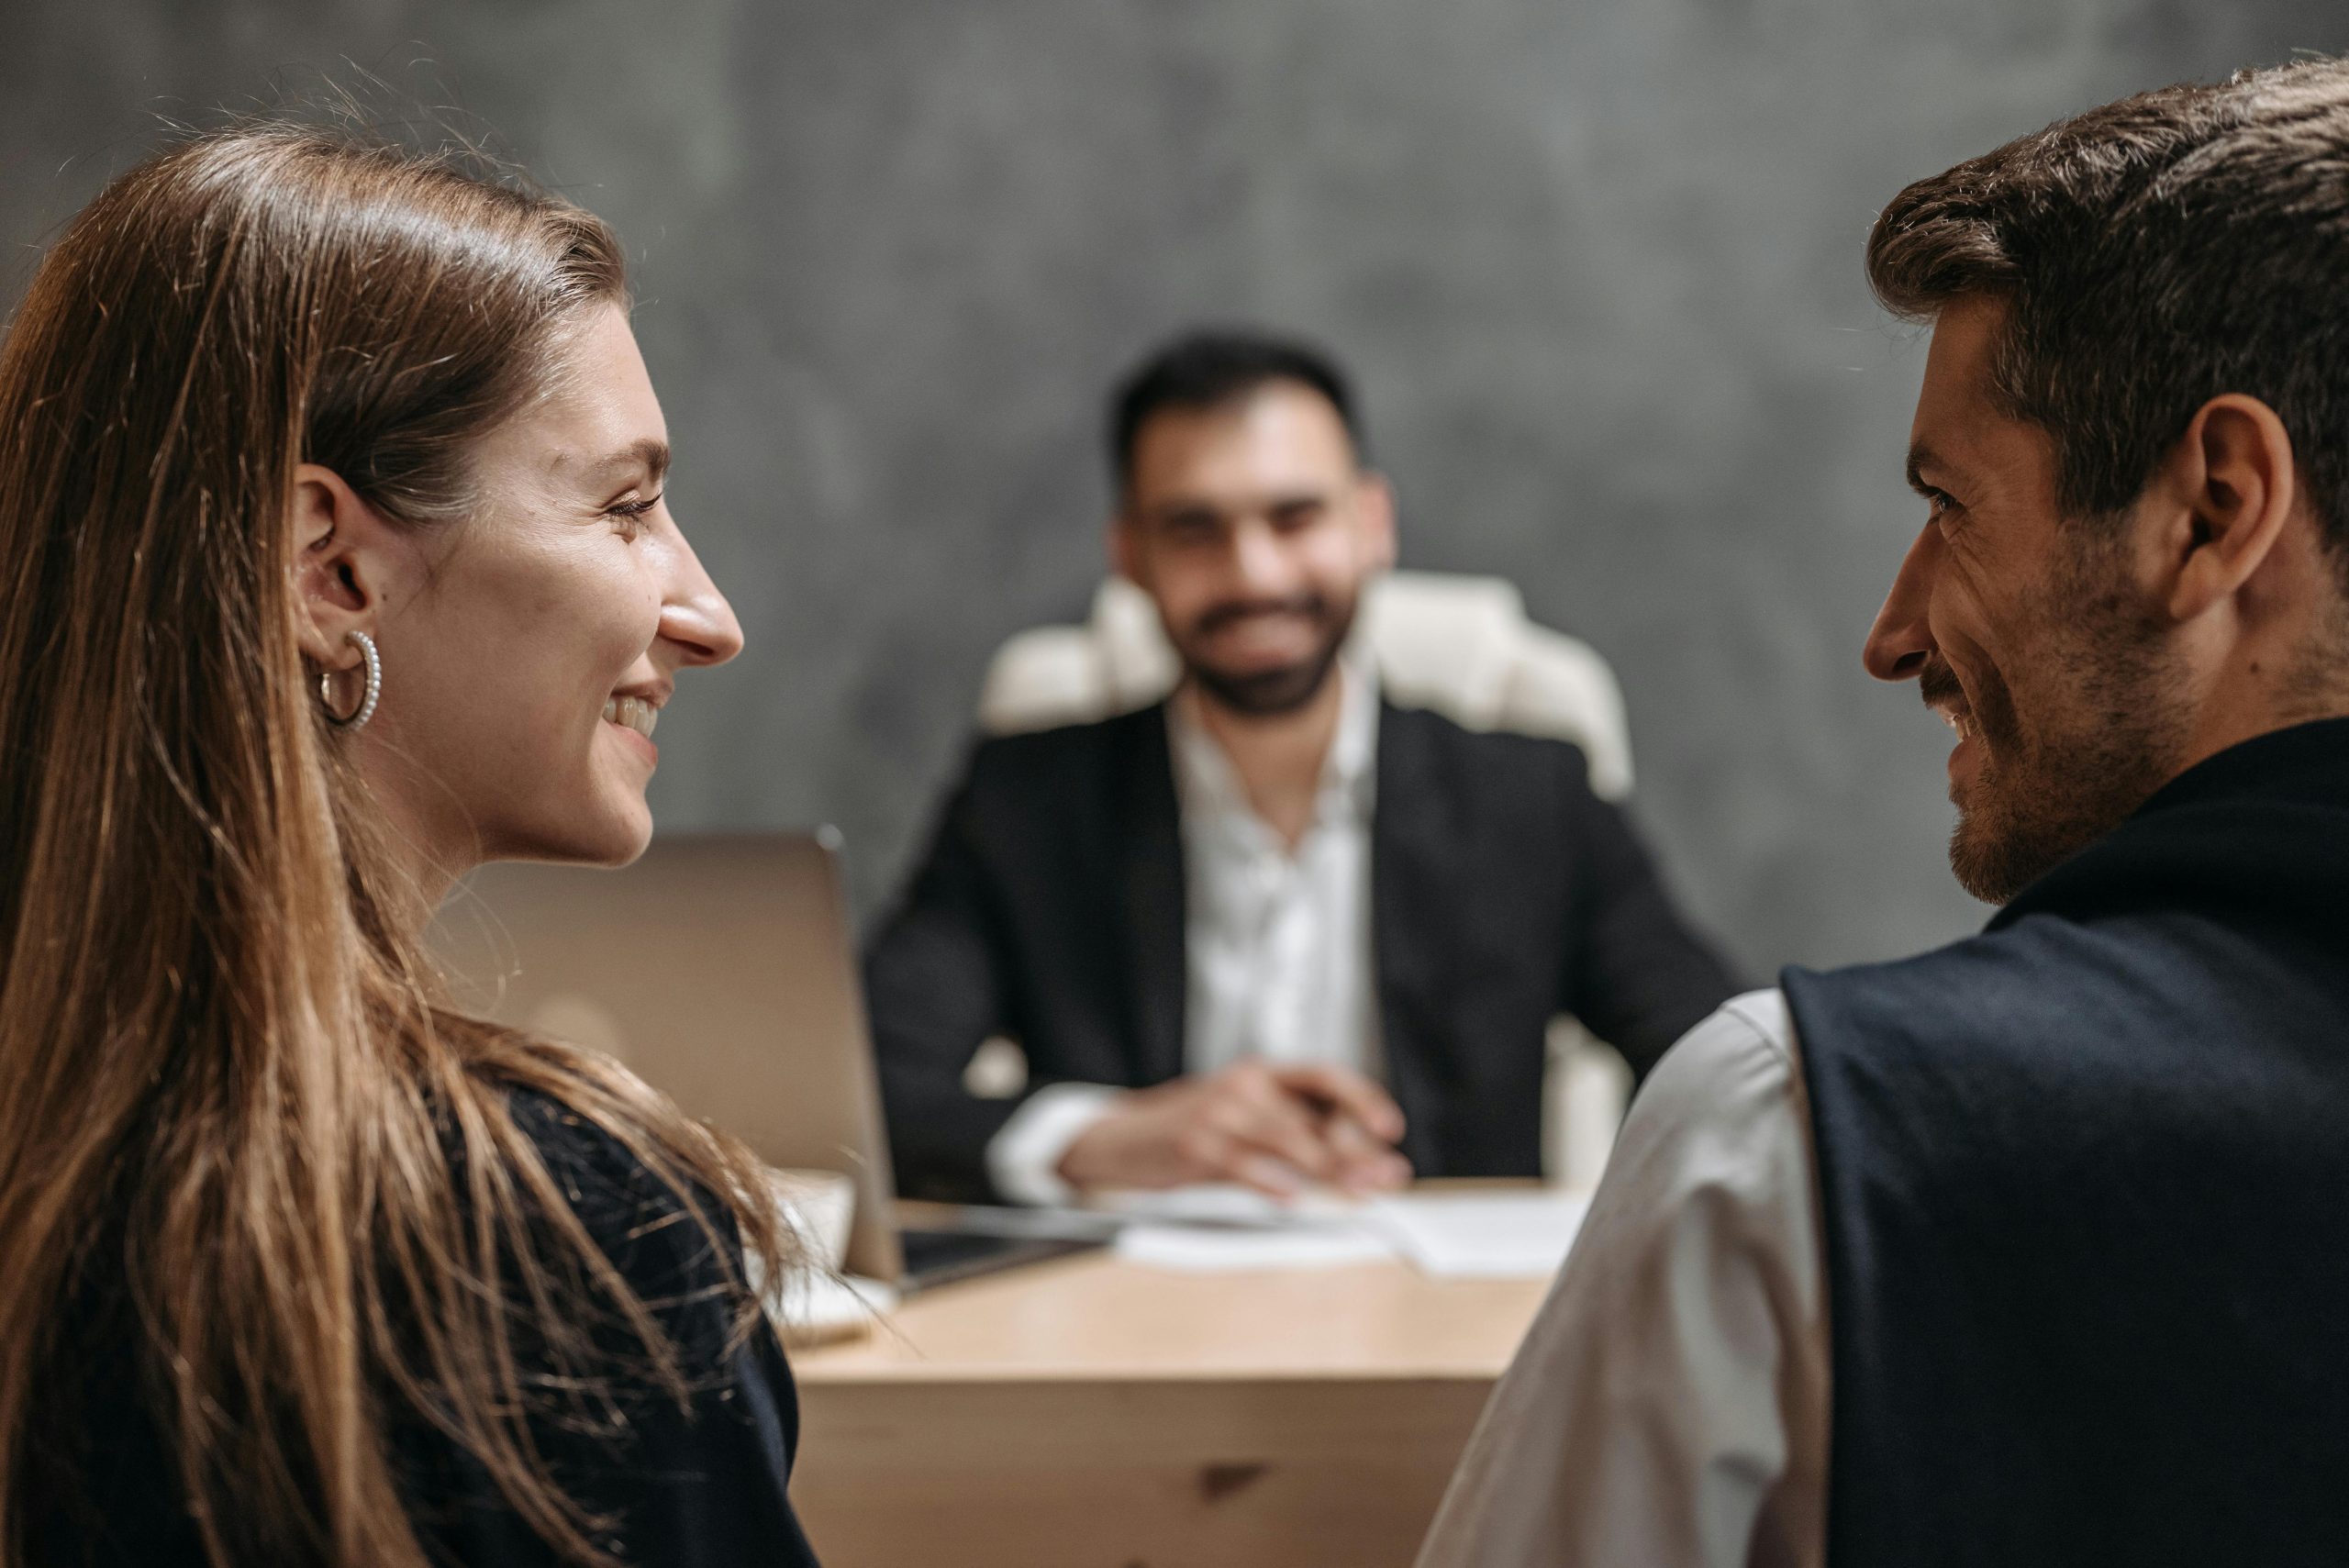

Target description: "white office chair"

left=972, top=570, right=1634, bottom=1186
left=977, top=571, right=1634, bottom=801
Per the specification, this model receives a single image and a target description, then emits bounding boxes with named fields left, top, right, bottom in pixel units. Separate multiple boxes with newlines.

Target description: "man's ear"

left=1108, top=512, right=1149, bottom=589
left=291, top=462, right=396, bottom=669
left=2154, top=395, right=2299, bottom=624
left=1356, top=470, right=1398, bottom=573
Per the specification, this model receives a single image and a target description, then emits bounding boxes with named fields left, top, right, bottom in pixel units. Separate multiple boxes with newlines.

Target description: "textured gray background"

left=6, top=2, right=2343, bottom=977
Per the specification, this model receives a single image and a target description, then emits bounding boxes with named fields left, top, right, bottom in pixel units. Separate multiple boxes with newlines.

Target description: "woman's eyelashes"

left=605, top=492, right=662, bottom=539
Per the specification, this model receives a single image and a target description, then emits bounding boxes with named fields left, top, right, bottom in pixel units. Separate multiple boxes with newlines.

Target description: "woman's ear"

left=291, top=463, right=396, bottom=669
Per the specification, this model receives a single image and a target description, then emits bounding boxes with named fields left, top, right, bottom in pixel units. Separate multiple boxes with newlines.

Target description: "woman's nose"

left=660, top=529, right=745, bottom=668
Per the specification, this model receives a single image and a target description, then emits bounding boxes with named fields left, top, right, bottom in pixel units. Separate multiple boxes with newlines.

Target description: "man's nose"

left=1226, top=517, right=1295, bottom=596
left=1863, top=523, right=1941, bottom=683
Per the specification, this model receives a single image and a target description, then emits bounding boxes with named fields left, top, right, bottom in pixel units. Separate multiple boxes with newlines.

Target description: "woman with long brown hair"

left=0, top=123, right=822, bottom=1566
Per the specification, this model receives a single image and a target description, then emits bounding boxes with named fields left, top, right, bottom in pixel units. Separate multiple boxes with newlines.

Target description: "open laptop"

left=427, top=829, right=1101, bottom=1290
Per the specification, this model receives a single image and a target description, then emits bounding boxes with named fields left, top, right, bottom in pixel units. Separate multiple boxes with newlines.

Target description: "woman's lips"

left=602, top=694, right=659, bottom=739
left=602, top=694, right=661, bottom=764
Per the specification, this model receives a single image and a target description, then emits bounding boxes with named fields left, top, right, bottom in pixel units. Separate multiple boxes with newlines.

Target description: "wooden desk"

left=789, top=1250, right=1549, bottom=1568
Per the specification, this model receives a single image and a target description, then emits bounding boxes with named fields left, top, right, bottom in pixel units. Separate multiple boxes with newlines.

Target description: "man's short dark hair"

left=1866, top=60, right=2349, bottom=574
left=1108, top=328, right=1363, bottom=494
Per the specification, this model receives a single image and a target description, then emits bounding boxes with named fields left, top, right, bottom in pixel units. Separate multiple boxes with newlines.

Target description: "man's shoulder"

left=1788, top=912, right=2153, bottom=1011
left=960, top=702, right=1168, bottom=791
left=1644, top=987, right=1799, bottom=1095
left=1781, top=928, right=2028, bottom=1047
left=970, top=701, right=1164, bottom=762
left=1778, top=909, right=2210, bottom=1082
left=1599, top=986, right=1809, bottom=1233
left=1378, top=698, right=1598, bottom=789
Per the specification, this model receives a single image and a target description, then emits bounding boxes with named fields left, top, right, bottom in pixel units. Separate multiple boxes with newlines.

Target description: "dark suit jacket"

left=865, top=700, right=1739, bottom=1202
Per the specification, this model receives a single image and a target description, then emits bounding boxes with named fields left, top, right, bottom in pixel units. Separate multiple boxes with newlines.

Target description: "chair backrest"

left=976, top=570, right=1634, bottom=798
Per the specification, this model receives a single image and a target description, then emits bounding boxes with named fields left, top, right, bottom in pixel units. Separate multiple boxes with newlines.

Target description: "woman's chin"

left=501, top=796, right=654, bottom=870
left=593, top=802, right=658, bottom=868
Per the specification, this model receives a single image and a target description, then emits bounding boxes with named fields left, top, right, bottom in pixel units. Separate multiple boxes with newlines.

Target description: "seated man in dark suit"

left=1420, top=60, right=2349, bottom=1568
left=867, top=329, right=1736, bottom=1205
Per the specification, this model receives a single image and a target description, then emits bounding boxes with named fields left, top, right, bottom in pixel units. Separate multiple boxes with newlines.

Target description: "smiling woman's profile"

left=0, top=125, right=818, bottom=1567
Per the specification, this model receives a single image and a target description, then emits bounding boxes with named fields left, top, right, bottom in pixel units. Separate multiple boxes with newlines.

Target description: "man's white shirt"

left=984, top=665, right=1384, bottom=1207
left=1415, top=988, right=1829, bottom=1568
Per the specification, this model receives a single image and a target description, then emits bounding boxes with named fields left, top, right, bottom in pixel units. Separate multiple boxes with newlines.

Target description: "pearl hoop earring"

left=322, top=629, right=382, bottom=730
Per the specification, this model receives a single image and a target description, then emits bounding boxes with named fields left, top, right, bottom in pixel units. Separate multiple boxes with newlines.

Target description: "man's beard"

left=1179, top=589, right=1359, bottom=717
left=1937, top=540, right=2188, bottom=904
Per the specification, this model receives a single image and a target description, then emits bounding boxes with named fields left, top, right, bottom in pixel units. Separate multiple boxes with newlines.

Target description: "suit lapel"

left=1116, top=706, right=1189, bottom=1087
left=1371, top=704, right=1460, bottom=1173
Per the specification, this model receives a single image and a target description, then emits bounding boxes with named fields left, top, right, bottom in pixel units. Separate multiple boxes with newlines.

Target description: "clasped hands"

left=1055, top=1060, right=1412, bottom=1197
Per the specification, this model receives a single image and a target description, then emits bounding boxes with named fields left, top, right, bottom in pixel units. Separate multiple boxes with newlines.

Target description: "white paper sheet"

left=1113, top=1221, right=1397, bottom=1273
left=1090, top=1184, right=1362, bottom=1229
left=1097, top=1184, right=1595, bottom=1277
left=1367, top=1190, right=1594, bottom=1279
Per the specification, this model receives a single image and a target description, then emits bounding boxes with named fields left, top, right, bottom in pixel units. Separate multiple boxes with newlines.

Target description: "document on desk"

left=1100, top=1184, right=1593, bottom=1278
left=1101, top=1184, right=1386, bottom=1269
left=1365, top=1190, right=1593, bottom=1279
left=1092, top=1184, right=1359, bottom=1229
left=1113, top=1222, right=1398, bottom=1272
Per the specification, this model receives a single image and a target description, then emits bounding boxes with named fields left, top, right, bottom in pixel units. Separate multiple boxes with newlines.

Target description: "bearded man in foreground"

left=1420, top=60, right=2349, bottom=1568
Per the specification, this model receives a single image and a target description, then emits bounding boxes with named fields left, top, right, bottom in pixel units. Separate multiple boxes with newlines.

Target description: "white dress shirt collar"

left=1166, top=661, right=1384, bottom=1083
left=1166, top=657, right=1381, bottom=854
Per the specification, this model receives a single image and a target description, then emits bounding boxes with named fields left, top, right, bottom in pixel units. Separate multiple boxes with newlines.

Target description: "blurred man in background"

left=866, top=329, right=1735, bottom=1204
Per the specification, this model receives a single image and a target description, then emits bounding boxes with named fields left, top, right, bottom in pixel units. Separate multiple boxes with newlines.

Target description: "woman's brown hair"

left=0, top=124, right=785, bottom=1566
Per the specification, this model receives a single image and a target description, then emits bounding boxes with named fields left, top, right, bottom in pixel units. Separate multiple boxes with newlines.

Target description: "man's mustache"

left=1919, top=657, right=1965, bottom=709
left=1193, top=594, right=1330, bottom=637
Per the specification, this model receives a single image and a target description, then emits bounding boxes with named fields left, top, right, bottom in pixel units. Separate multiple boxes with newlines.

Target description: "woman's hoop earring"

left=322, top=629, right=382, bottom=730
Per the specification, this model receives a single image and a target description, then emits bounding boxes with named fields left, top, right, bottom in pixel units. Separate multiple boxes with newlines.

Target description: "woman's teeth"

left=603, top=695, right=659, bottom=740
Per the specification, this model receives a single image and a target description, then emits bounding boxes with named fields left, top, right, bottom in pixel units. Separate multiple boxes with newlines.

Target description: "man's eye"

left=1925, top=488, right=1960, bottom=525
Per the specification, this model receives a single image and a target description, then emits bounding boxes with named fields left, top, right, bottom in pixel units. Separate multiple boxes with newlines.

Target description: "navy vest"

left=1785, top=717, right=2349, bottom=1567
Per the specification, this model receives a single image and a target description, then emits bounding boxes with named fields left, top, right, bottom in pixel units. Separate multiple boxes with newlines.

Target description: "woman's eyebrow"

left=576, top=437, right=671, bottom=486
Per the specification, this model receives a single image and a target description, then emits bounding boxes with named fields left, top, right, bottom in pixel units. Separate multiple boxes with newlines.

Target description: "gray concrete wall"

left=6, top=1, right=2343, bottom=976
